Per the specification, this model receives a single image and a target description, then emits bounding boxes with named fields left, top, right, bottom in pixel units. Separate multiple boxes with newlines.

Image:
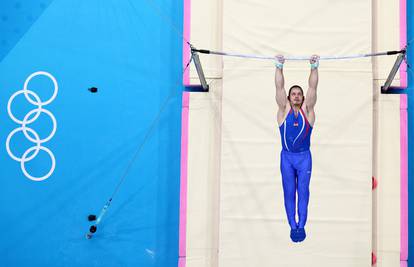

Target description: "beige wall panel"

left=186, top=78, right=222, bottom=267
left=373, top=0, right=402, bottom=84
left=220, top=68, right=372, bottom=267
left=373, top=90, right=401, bottom=267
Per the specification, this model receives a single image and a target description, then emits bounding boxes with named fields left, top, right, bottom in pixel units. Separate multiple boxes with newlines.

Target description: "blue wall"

left=408, top=0, right=413, bottom=263
left=0, top=1, right=183, bottom=266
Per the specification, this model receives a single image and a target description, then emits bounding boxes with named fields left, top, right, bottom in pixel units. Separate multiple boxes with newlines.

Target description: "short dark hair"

left=288, top=85, right=303, bottom=97
left=287, top=85, right=305, bottom=104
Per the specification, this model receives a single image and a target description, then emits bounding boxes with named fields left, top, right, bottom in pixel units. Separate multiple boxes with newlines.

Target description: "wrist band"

left=275, top=62, right=284, bottom=69
left=310, top=62, right=319, bottom=69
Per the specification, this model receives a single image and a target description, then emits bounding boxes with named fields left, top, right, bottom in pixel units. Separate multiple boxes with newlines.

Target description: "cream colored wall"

left=185, top=0, right=222, bottom=267
left=186, top=82, right=221, bottom=267
left=219, top=1, right=372, bottom=266
left=372, top=0, right=403, bottom=266
left=372, top=90, right=401, bottom=267
left=185, top=0, right=402, bottom=266
left=373, top=0, right=403, bottom=85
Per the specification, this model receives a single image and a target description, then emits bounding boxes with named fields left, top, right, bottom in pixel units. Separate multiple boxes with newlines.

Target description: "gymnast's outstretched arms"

left=275, top=55, right=288, bottom=126
left=305, top=55, right=319, bottom=126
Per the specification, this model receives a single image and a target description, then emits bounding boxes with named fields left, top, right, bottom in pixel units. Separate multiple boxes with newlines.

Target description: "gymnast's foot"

left=290, top=228, right=300, bottom=242
left=296, top=227, right=306, bottom=242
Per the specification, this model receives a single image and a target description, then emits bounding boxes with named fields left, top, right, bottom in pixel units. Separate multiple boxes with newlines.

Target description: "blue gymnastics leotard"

left=279, top=108, right=313, bottom=230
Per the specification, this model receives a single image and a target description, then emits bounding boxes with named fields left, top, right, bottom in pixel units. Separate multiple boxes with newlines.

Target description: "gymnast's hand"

left=275, top=55, right=285, bottom=64
left=310, top=55, right=319, bottom=64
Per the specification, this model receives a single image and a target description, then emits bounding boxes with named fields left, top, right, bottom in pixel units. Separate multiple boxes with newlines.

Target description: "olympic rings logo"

left=6, top=71, right=58, bottom=182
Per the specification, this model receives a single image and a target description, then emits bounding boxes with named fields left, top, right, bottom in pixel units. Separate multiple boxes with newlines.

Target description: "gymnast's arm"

left=275, top=55, right=287, bottom=110
left=305, top=55, right=319, bottom=125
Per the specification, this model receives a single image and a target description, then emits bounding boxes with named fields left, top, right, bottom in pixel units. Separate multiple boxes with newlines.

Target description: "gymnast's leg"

left=296, top=151, right=312, bottom=241
left=280, top=151, right=298, bottom=241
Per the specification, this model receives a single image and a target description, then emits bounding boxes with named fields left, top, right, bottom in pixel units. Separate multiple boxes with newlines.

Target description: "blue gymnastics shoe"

left=296, top=228, right=306, bottom=242
left=290, top=228, right=300, bottom=242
